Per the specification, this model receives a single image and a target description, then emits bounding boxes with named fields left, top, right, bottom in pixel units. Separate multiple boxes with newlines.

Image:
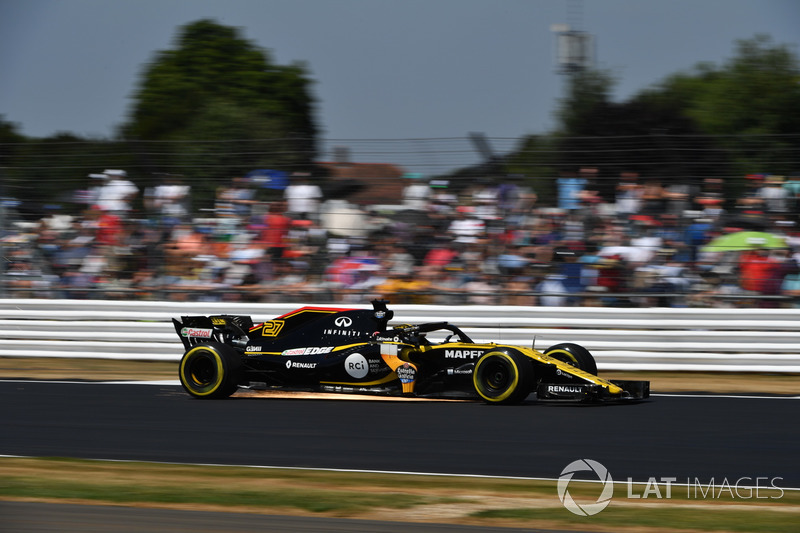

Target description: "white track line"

left=2, top=380, right=799, bottom=400
left=0, top=379, right=180, bottom=385
left=0, top=454, right=798, bottom=492
left=651, top=393, right=800, bottom=400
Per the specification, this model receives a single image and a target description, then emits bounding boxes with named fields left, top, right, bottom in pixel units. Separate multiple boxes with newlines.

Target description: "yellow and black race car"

left=173, top=300, right=649, bottom=404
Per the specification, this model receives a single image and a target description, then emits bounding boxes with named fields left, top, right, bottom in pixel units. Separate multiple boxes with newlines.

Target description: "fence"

left=4, top=134, right=800, bottom=312
left=1, top=299, right=799, bottom=373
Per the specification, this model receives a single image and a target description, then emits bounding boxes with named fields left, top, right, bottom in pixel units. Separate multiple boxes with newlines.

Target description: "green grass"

left=0, top=477, right=432, bottom=514
left=474, top=507, right=800, bottom=533
left=1, top=457, right=797, bottom=532
left=0, top=458, right=445, bottom=515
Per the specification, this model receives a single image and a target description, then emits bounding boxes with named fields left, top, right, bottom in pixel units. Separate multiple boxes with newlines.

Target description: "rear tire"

left=544, top=343, right=598, bottom=375
left=473, top=351, right=533, bottom=405
left=179, top=342, right=242, bottom=399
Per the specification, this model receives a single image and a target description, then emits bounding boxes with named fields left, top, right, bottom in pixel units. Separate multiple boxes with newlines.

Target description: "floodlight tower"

left=551, top=26, right=594, bottom=75
left=550, top=0, right=594, bottom=76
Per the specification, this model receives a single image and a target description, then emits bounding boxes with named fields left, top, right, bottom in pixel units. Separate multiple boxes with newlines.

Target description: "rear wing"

left=173, top=315, right=254, bottom=350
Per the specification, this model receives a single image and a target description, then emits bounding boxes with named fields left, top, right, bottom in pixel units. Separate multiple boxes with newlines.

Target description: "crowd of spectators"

left=4, top=167, right=800, bottom=308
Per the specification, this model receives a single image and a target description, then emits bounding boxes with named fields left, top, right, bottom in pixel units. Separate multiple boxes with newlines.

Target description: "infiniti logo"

left=334, top=316, right=353, bottom=328
left=557, top=459, right=614, bottom=516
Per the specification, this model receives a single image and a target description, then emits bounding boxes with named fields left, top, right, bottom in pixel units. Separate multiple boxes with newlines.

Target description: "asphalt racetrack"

left=1, top=381, right=798, bottom=486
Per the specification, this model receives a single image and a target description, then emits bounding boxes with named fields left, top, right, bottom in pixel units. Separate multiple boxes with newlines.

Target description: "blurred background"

left=2, top=0, right=800, bottom=307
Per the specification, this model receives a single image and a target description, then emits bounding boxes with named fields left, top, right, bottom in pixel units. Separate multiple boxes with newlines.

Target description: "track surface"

left=1, top=381, right=798, bottom=486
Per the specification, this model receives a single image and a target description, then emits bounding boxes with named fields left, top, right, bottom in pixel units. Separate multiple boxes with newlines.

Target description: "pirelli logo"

left=262, top=320, right=285, bottom=337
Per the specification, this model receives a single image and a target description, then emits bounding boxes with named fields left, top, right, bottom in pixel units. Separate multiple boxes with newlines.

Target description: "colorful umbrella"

left=700, top=231, right=788, bottom=253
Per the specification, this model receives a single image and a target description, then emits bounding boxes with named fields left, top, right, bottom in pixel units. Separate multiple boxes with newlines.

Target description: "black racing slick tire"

left=179, top=342, right=242, bottom=399
left=544, top=343, right=598, bottom=375
left=473, top=351, right=533, bottom=405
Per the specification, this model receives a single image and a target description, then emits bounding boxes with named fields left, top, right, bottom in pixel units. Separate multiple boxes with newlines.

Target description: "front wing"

left=537, top=379, right=650, bottom=402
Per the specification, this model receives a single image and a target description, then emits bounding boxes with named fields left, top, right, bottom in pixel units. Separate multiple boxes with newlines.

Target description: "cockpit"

left=390, top=322, right=474, bottom=346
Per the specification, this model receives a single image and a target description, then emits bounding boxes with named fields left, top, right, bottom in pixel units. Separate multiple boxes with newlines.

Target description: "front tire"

left=473, top=351, right=533, bottom=405
left=179, top=342, right=242, bottom=399
left=544, top=343, right=598, bottom=375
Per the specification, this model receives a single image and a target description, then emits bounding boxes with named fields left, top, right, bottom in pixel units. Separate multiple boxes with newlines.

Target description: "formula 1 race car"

left=173, top=300, right=649, bottom=404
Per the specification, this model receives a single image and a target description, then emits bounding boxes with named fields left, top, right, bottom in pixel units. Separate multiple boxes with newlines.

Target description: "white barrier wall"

left=1, top=299, right=800, bottom=372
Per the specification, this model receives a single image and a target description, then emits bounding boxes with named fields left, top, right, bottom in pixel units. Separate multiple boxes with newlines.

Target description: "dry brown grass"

left=2, top=457, right=798, bottom=532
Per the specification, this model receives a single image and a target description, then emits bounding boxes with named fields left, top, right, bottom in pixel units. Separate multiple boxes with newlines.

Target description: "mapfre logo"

left=334, top=316, right=353, bottom=328
left=557, top=459, right=614, bottom=516
left=445, top=349, right=483, bottom=359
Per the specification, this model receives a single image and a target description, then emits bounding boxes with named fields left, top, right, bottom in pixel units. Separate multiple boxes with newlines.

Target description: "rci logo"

left=334, top=316, right=353, bottom=328
left=557, top=459, right=614, bottom=516
left=344, top=353, right=368, bottom=378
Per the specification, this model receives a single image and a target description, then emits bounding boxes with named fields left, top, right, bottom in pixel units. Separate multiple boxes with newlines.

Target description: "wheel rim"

left=188, top=353, right=217, bottom=387
left=475, top=353, right=521, bottom=402
left=180, top=347, right=224, bottom=396
left=483, top=360, right=511, bottom=392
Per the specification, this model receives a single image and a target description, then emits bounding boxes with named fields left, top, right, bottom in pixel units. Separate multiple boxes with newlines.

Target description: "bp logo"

left=557, top=459, right=614, bottom=516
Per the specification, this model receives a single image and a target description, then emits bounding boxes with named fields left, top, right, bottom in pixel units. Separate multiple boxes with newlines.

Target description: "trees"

left=504, top=135, right=559, bottom=205
left=556, top=35, right=800, bottom=144
left=550, top=68, right=721, bottom=199
left=0, top=116, right=25, bottom=144
left=682, top=35, right=800, bottom=177
left=686, top=35, right=800, bottom=138
left=545, top=35, right=800, bottom=199
left=555, top=69, right=616, bottom=137
left=0, top=119, right=120, bottom=217
left=123, top=19, right=319, bottom=206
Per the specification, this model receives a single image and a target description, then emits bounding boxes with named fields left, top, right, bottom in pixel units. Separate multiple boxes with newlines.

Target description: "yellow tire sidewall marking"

left=545, top=348, right=579, bottom=367
left=474, top=352, right=520, bottom=402
left=181, top=345, right=225, bottom=397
